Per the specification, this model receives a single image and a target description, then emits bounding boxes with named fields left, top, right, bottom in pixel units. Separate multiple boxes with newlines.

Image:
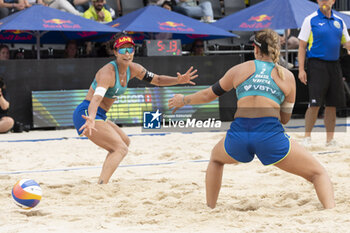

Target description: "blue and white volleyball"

left=11, top=179, right=42, bottom=210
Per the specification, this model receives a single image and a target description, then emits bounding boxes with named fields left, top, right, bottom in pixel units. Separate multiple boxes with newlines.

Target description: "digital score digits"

left=144, top=39, right=182, bottom=56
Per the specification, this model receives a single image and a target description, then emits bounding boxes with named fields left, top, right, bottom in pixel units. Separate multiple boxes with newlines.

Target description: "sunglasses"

left=117, top=47, right=134, bottom=54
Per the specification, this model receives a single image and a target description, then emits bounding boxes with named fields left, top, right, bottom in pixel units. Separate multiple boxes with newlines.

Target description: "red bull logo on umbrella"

left=158, top=21, right=194, bottom=32
left=240, top=14, right=273, bottom=29
left=43, top=18, right=81, bottom=29
left=0, top=30, right=33, bottom=41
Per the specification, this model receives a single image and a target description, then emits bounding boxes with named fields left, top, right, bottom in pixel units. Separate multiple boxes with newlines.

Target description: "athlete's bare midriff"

left=85, top=86, right=115, bottom=112
left=234, top=95, right=281, bottom=119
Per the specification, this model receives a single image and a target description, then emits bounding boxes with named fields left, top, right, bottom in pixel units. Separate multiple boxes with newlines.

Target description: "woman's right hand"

left=79, top=115, right=97, bottom=136
left=298, top=70, right=307, bottom=85
left=168, top=94, right=185, bottom=114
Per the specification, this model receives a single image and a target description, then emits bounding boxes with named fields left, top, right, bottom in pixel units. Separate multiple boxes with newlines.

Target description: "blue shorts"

left=72, top=100, right=107, bottom=135
left=224, top=117, right=291, bottom=166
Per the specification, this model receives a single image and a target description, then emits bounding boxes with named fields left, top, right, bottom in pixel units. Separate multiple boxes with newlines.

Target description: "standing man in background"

left=298, top=0, right=350, bottom=146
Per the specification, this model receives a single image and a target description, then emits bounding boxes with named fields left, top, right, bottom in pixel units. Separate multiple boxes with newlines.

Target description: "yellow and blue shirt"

left=83, top=6, right=112, bottom=23
left=298, top=9, right=350, bottom=61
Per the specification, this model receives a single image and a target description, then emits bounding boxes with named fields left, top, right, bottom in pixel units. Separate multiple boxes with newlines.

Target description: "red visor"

left=113, top=36, right=135, bottom=49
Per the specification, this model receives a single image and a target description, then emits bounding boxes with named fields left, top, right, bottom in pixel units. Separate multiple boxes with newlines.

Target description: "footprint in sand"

left=19, top=210, right=49, bottom=217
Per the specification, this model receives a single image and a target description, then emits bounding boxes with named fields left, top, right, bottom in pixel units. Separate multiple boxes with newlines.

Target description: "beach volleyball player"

left=73, top=34, right=198, bottom=184
left=168, top=29, right=335, bottom=209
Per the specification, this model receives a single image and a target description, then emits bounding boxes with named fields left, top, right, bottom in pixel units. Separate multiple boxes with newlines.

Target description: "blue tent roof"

left=0, top=5, right=120, bottom=44
left=107, top=5, right=237, bottom=44
left=213, top=0, right=350, bottom=31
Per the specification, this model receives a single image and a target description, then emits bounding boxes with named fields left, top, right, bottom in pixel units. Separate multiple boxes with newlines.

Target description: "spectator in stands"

left=0, top=77, right=14, bottom=133
left=0, top=45, right=10, bottom=60
left=83, top=0, right=112, bottom=23
left=0, top=0, right=25, bottom=18
left=70, top=0, right=114, bottom=18
left=191, top=39, right=205, bottom=56
left=68, top=0, right=89, bottom=13
left=84, top=40, right=112, bottom=58
left=14, top=48, right=25, bottom=59
left=173, top=0, right=214, bottom=23
left=161, top=0, right=173, bottom=10
left=83, top=0, right=112, bottom=58
left=275, top=29, right=298, bottom=69
left=42, top=0, right=82, bottom=16
left=64, top=40, right=79, bottom=58
left=147, top=0, right=176, bottom=8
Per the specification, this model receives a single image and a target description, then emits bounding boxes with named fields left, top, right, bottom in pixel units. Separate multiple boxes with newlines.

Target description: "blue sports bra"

left=236, top=60, right=285, bottom=105
left=91, top=61, right=130, bottom=99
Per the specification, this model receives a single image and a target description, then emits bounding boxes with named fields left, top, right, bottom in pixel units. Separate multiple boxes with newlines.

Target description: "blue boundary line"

left=0, top=132, right=202, bottom=143
left=1, top=123, right=349, bottom=143
left=0, top=150, right=339, bottom=175
left=0, top=159, right=210, bottom=175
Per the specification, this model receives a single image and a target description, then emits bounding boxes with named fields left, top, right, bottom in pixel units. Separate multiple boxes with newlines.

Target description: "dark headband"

left=253, top=37, right=268, bottom=54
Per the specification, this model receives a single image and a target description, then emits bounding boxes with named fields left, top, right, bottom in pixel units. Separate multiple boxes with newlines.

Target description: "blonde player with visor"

left=168, top=29, right=335, bottom=209
left=73, top=34, right=198, bottom=184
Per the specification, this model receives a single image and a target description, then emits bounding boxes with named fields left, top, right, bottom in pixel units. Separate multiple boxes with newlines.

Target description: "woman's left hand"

left=176, top=66, right=198, bottom=85
left=168, top=94, right=185, bottom=114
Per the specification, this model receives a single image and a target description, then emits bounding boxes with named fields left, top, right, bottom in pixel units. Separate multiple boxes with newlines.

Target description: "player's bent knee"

left=118, top=144, right=128, bottom=157
left=109, top=142, right=128, bottom=156
left=307, top=166, right=327, bottom=183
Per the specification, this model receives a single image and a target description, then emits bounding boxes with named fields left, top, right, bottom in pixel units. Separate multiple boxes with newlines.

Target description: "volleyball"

left=11, top=179, right=42, bottom=210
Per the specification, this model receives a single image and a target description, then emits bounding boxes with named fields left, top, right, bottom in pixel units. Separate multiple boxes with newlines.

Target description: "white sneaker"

left=301, top=137, right=311, bottom=147
left=326, top=139, right=337, bottom=147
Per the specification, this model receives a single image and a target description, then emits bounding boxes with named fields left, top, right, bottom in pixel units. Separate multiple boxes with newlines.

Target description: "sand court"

left=1, top=118, right=350, bottom=233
